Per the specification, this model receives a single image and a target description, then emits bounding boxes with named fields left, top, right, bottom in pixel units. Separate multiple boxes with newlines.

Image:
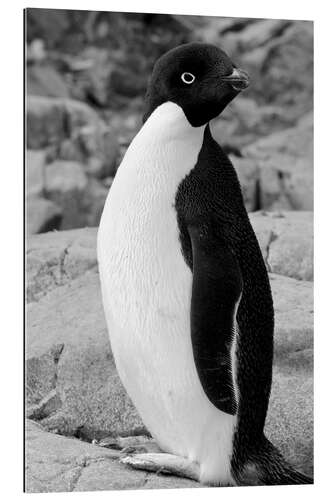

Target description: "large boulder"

left=26, top=96, right=119, bottom=178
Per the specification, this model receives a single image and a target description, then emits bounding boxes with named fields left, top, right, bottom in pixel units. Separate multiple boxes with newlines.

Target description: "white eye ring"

left=181, top=72, right=195, bottom=84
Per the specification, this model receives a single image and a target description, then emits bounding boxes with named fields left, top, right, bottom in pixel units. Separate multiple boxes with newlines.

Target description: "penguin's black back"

left=175, top=125, right=275, bottom=477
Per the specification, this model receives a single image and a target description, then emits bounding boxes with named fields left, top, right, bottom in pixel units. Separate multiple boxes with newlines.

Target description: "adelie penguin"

left=97, top=42, right=312, bottom=486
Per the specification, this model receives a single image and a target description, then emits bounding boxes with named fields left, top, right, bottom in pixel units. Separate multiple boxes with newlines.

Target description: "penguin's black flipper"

left=188, top=224, right=243, bottom=416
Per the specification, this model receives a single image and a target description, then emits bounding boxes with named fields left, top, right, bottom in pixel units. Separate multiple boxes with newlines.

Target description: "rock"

left=26, top=150, right=46, bottom=197
left=68, top=47, right=114, bottom=106
left=194, top=17, right=255, bottom=45
left=211, top=96, right=294, bottom=151
left=26, top=96, right=119, bottom=178
left=239, top=21, right=313, bottom=123
left=27, top=95, right=66, bottom=150
left=223, top=19, right=292, bottom=53
left=25, top=420, right=198, bottom=492
left=43, top=160, right=109, bottom=231
left=26, top=39, right=47, bottom=63
left=26, top=227, right=97, bottom=303
left=26, top=9, right=70, bottom=48
left=27, top=388, right=63, bottom=421
left=26, top=269, right=145, bottom=438
left=44, top=161, right=88, bottom=230
left=61, top=98, right=119, bottom=178
left=249, top=211, right=313, bottom=281
left=260, top=22, right=313, bottom=116
left=84, top=178, right=109, bottom=227
left=109, top=67, right=147, bottom=98
left=26, top=344, right=64, bottom=406
left=26, top=196, right=62, bottom=235
left=245, top=113, right=313, bottom=211
left=27, top=63, right=70, bottom=98
left=270, top=274, right=313, bottom=357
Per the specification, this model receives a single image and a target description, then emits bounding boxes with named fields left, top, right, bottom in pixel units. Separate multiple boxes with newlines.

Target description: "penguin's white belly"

left=97, top=103, right=236, bottom=483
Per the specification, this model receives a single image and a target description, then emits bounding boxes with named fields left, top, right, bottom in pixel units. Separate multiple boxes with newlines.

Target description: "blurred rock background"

left=26, top=9, right=313, bottom=234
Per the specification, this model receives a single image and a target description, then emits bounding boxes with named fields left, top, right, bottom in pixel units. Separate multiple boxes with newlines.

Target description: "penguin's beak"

left=221, top=67, right=250, bottom=91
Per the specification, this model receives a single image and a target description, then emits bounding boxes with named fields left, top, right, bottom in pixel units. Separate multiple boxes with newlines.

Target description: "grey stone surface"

left=27, top=95, right=119, bottom=178
left=27, top=63, right=70, bottom=99
left=26, top=269, right=144, bottom=438
left=211, top=95, right=294, bottom=151
left=26, top=196, right=62, bottom=235
left=26, top=150, right=46, bottom=197
left=45, top=160, right=88, bottom=230
left=245, top=113, right=313, bottom=211
left=26, top=227, right=97, bottom=303
left=249, top=211, right=313, bottom=281
left=25, top=420, right=198, bottom=492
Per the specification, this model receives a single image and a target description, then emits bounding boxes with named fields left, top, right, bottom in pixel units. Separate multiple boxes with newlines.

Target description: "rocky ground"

left=25, top=211, right=313, bottom=492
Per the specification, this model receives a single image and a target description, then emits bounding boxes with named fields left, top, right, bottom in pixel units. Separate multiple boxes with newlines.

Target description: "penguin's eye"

left=181, top=72, right=195, bottom=85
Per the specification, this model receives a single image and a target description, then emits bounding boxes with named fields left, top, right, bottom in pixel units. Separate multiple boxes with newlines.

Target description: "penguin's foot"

left=98, top=435, right=160, bottom=454
left=121, top=439, right=161, bottom=455
left=120, top=452, right=200, bottom=481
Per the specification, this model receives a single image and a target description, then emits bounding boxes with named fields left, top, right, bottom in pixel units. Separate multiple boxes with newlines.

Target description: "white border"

left=1, top=1, right=331, bottom=499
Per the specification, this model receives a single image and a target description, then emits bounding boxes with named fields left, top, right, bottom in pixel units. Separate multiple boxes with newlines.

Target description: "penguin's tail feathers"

left=236, top=438, right=313, bottom=486
left=254, top=438, right=313, bottom=486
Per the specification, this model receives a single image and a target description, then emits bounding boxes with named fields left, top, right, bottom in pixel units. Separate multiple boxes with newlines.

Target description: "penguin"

left=97, top=42, right=312, bottom=486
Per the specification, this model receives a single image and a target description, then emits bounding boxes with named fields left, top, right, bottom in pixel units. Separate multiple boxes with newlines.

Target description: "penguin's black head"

left=143, top=42, right=250, bottom=127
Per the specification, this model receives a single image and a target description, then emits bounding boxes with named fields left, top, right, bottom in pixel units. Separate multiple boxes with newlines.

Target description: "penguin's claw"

left=98, top=435, right=159, bottom=453
left=120, top=441, right=161, bottom=455
left=120, top=452, right=200, bottom=482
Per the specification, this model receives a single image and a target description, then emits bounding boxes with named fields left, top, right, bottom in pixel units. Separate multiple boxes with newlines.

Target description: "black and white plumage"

left=97, top=42, right=312, bottom=486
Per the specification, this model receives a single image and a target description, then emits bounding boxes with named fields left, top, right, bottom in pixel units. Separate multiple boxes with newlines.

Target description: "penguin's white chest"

left=98, top=103, right=236, bottom=483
